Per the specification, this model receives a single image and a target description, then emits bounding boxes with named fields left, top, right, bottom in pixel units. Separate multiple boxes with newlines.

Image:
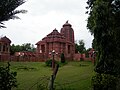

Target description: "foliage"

left=0, top=62, right=17, bottom=90
left=0, top=0, right=27, bottom=28
left=86, top=0, right=120, bottom=74
left=92, top=73, right=119, bottom=90
left=45, top=59, right=58, bottom=67
left=14, top=65, right=37, bottom=71
left=45, top=59, right=53, bottom=67
left=10, top=43, right=36, bottom=55
left=85, top=48, right=92, bottom=58
left=61, top=53, right=65, bottom=63
left=75, top=40, right=86, bottom=53
left=86, top=0, right=120, bottom=89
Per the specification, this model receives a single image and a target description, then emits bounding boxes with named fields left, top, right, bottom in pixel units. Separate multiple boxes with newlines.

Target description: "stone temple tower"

left=36, top=21, right=75, bottom=61
left=60, top=21, right=74, bottom=43
left=60, top=21, right=75, bottom=60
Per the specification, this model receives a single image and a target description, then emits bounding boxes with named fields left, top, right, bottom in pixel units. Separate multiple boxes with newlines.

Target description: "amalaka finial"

left=53, top=28, right=57, bottom=31
left=66, top=20, right=69, bottom=23
left=54, top=28, right=57, bottom=30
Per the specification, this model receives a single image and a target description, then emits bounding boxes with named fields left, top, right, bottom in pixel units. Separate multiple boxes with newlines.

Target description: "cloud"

left=0, top=0, right=93, bottom=49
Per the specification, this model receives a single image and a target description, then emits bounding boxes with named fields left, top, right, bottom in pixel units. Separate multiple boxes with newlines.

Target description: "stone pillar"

left=0, top=43, right=2, bottom=52
left=1, top=43, right=3, bottom=52
left=38, top=45, right=40, bottom=53
left=65, top=43, right=68, bottom=56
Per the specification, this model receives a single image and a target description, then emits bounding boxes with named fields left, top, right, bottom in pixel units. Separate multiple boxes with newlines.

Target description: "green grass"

left=0, top=61, right=94, bottom=90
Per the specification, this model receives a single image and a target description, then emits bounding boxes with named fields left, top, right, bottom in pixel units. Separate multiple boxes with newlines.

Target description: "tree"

left=85, top=48, right=92, bottom=58
left=10, top=43, right=36, bottom=55
left=21, top=43, right=36, bottom=52
left=86, top=0, right=120, bottom=89
left=0, top=62, right=17, bottom=90
left=75, top=40, right=86, bottom=53
left=0, top=0, right=27, bottom=28
left=87, top=0, right=120, bottom=75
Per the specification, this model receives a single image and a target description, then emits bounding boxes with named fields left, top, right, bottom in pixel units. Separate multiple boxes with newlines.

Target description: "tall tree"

left=75, top=40, right=86, bottom=53
left=87, top=0, right=120, bottom=75
left=86, top=0, right=120, bottom=89
left=0, top=0, right=27, bottom=28
left=10, top=43, right=36, bottom=55
left=21, top=43, right=36, bottom=52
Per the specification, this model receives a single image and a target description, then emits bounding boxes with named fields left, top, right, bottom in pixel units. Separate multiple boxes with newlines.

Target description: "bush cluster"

left=0, top=62, right=17, bottom=90
left=60, top=53, right=65, bottom=63
left=92, top=73, right=119, bottom=90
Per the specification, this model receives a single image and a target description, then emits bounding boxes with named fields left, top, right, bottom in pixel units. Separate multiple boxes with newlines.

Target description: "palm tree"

left=0, top=0, right=27, bottom=28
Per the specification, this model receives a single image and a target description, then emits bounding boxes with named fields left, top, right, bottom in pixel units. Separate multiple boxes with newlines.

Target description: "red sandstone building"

left=0, top=36, right=11, bottom=61
left=0, top=22, right=93, bottom=62
left=36, top=21, right=75, bottom=60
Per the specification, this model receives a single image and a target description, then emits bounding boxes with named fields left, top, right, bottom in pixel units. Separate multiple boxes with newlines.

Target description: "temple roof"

left=45, top=28, right=65, bottom=39
left=36, top=29, right=66, bottom=45
left=0, top=36, right=11, bottom=43
left=63, top=20, right=72, bottom=27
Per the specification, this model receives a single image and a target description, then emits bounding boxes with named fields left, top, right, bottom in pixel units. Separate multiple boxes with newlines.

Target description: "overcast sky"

left=0, top=0, right=93, bottom=49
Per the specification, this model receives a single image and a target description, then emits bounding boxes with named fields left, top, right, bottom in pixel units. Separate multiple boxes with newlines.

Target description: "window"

left=0, top=43, right=1, bottom=52
left=3, top=44, right=5, bottom=52
left=68, top=45, right=70, bottom=54
left=41, top=45, right=45, bottom=53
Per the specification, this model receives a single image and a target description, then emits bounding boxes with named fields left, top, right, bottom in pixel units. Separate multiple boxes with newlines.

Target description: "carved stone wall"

left=0, top=36, right=11, bottom=61
left=36, top=21, right=75, bottom=61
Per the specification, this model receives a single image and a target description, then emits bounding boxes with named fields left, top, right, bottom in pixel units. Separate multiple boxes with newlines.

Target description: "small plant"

left=0, top=62, right=17, bottom=90
left=14, top=66, right=37, bottom=71
left=45, top=59, right=52, bottom=67
left=45, top=59, right=58, bottom=67
left=61, top=53, right=65, bottom=63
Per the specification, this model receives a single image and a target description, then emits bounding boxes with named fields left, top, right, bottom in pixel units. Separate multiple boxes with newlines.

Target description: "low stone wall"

left=0, top=54, right=93, bottom=62
left=74, top=53, right=86, bottom=61
left=0, top=55, right=45, bottom=62
left=0, top=54, right=10, bottom=62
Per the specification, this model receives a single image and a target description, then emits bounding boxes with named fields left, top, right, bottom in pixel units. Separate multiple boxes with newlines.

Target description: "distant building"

left=0, top=36, right=11, bottom=61
left=88, top=48, right=96, bottom=63
left=36, top=21, right=75, bottom=60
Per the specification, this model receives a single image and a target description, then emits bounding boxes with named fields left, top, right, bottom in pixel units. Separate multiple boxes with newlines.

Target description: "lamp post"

left=52, top=50, right=55, bottom=70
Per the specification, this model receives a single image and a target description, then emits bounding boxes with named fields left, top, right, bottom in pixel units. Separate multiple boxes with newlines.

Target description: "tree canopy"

left=0, top=0, right=27, bottom=28
left=86, top=0, right=120, bottom=89
left=86, top=0, right=120, bottom=74
left=75, top=40, right=86, bottom=53
left=10, top=43, right=36, bottom=55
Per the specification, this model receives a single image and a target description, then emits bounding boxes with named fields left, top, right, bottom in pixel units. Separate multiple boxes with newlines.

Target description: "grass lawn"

left=0, top=61, right=94, bottom=90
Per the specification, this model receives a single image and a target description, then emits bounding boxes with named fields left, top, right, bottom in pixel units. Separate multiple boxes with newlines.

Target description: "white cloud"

left=0, top=0, right=93, bottom=49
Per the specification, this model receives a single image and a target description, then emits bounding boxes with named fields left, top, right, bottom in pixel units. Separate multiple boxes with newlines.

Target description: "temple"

left=36, top=21, right=75, bottom=60
left=0, top=22, right=94, bottom=62
left=0, top=36, right=11, bottom=61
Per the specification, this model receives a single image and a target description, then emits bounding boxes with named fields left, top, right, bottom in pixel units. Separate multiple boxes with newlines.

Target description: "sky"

left=0, top=0, right=93, bottom=49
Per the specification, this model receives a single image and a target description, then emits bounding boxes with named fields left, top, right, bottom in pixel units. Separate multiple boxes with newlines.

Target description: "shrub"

left=45, top=59, right=52, bottom=67
left=92, top=73, right=118, bottom=90
left=0, top=62, right=17, bottom=90
left=45, top=59, right=58, bottom=67
left=61, top=53, right=65, bottom=63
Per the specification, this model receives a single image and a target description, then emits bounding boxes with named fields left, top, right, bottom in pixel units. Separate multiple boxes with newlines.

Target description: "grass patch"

left=0, top=61, right=94, bottom=90
left=55, top=61, right=94, bottom=90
